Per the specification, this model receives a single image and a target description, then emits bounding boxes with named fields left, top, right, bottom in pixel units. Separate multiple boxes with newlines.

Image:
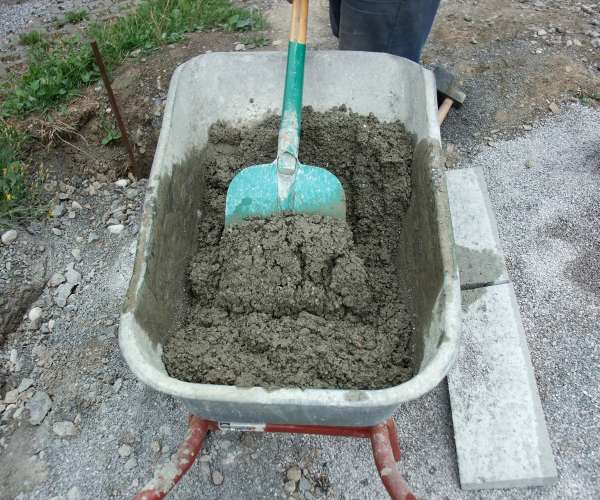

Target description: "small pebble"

left=3, top=389, right=18, bottom=404
left=548, top=102, right=560, bottom=113
left=283, top=480, right=296, bottom=493
left=115, top=179, right=130, bottom=188
left=53, top=421, right=77, bottom=437
left=113, top=378, right=123, bottom=393
left=67, top=486, right=81, bottom=500
left=118, top=444, right=132, bottom=458
left=50, top=204, right=65, bottom=218
left=66, top=263, right=82, bottom=283
left=108, top=224, right=125, bottom=235
left=1, top=230, right=17, bottom=245
left=17, top=378, right=34, bottom=394
left=28, top=307, right=43, bottom=328
left=287, top=466, right=302, bottom=483
left=26, top=391, right=52, bottom=425
left=51, top=228, right=63, bottom=236
left=299, top=477, right=313, bottom=492
left=124, top=457, right=137, bottom=471
left=48, top=272, right=66, bottom=287
left=211, top=470, right=224, bottom=485
left=88, top=232, right=99, bottom=243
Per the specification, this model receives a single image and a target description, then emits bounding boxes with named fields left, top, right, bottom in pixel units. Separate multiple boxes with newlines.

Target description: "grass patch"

left=18, top=31, right=46, bottom=46
left=65, top=9, right=89, bottom=24
left=1, top=0, right=265, bottom=116
left=0, top=121, right=45, bottom=224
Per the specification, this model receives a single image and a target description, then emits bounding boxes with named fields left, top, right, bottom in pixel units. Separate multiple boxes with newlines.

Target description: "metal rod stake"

left=90, top=40, right=138, bottom=177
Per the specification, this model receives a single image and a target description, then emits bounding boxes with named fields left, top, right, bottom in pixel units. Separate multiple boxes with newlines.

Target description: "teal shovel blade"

left=225, top=162, right=346, bottom=225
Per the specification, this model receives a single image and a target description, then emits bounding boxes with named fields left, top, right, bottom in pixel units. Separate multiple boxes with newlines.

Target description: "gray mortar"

left=163, top=108, right=416, bottom=390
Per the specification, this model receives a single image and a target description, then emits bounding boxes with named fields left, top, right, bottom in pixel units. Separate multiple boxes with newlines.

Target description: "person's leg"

left=329, top=0, right=341, bottom=38
left=334, top=0, right=440, bottom=62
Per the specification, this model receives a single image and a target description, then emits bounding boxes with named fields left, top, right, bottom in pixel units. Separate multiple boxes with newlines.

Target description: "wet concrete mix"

left=163, top=108, right=415, bottom=389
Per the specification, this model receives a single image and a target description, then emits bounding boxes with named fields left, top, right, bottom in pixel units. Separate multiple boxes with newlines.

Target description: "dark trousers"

left=329, top=0, right=440, bottom=62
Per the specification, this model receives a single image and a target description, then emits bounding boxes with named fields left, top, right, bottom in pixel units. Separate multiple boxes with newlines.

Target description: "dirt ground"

left=17, top=0, right=600, bottom=182
left=1, top=0, right=599, bottom=499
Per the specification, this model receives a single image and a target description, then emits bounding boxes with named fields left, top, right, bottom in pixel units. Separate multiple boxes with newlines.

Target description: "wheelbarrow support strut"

left=135, top=415, right=416, bottom=500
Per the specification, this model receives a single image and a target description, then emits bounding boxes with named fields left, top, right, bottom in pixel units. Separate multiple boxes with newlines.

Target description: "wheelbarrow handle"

left=277, top=0, right=309, bottom=176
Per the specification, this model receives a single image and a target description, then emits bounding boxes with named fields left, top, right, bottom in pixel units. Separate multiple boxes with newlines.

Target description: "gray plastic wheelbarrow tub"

left=119, top=51, right=461, bottom=427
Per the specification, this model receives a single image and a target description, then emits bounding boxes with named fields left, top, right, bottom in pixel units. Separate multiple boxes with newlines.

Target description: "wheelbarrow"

left=119, top=51, right=460, bottom=499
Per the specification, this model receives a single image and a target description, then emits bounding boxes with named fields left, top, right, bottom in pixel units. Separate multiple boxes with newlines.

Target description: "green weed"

left=0, top=0, right=265, bottom=116
left=240, top=34, right=270, bottom=49
left=99, top=115, right=122, bottom=145
left=0, top=121, right=45, bottom=223
left=18, top=31, right=45, bottom=46
left=65, top=9, right=89, bottom=24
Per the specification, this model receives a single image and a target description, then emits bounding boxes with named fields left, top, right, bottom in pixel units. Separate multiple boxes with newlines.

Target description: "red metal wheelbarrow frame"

left=134, top=415, right=416, bottom=500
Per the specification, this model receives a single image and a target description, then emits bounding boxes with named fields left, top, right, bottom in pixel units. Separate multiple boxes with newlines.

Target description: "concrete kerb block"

left=445, top=166, right=556, bottom=490
left=448, top=283, right=557, bottom=489
left=446, top=167, right=509, bottom=289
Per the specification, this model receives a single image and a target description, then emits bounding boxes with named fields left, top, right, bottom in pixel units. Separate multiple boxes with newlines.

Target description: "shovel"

left=224, top=0, right=346, bottom=225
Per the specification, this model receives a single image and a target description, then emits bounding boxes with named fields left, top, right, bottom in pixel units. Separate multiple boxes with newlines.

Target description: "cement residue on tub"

left=162, top=107, right=416, bottom=390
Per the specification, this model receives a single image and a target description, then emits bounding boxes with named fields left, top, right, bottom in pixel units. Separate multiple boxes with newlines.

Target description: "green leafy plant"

left=65, top=10, right=89, bottom=24
left=99, top=115, right=122, bottom=145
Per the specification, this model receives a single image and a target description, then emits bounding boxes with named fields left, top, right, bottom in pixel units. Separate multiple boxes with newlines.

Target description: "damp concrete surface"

left=163, top=108, right=416, bottom=390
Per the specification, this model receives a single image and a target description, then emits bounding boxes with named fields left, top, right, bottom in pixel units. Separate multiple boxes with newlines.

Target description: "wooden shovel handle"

left=289, top=0, right=309, bottom=44
left=437, top=97, right=454, bottom=125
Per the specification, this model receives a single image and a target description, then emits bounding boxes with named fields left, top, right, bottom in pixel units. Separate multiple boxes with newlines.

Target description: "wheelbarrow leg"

left=370, top=418, right=416, bottom=500
left=386, top=417, right=402, bottom=462
left=134, top=415, right=215, bottom=500
left=135, top=415, right=415, bottom=500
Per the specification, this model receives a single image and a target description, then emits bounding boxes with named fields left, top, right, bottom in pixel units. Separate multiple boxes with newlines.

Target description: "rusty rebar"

left=90, top=40, right=138, bottom=176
